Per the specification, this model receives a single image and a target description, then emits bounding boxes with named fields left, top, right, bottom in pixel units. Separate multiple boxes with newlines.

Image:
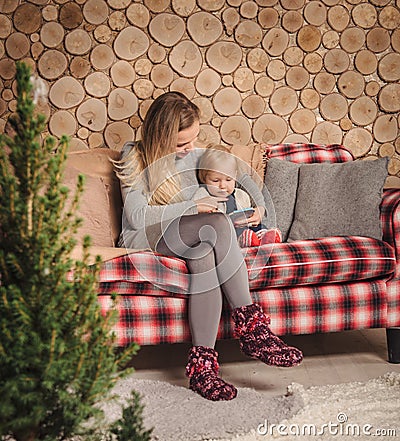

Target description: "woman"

left=115, top=91, right=302, bottom=401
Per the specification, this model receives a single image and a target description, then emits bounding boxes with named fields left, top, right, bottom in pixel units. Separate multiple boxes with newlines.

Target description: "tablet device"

left=229, top=208, right=255, bottom=223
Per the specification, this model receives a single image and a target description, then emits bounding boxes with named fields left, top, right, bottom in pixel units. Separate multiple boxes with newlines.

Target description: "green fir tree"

left=108, top=391, right=153, bottom=441
left=0, top=62, right=146, bottom=441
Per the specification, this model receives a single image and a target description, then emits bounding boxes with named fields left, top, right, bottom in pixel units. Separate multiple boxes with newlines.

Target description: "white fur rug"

left=106, top=372, right=400, bottom=441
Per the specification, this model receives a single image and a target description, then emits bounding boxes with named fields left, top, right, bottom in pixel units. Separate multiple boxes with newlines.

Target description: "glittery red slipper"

left=232, top=303, right=303, bottom=367
left=185, top=346, right=237, bottom=401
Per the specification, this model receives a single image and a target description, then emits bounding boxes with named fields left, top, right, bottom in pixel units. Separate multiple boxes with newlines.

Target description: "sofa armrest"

left=381, top=189, right=400, bottom=267
left=71, top=245, right=147, bottom=265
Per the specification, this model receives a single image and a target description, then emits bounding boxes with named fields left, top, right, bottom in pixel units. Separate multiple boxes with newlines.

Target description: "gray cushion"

left=264, top=158, right=301, bottom=241
left=287, top=157, right=389, bottom=242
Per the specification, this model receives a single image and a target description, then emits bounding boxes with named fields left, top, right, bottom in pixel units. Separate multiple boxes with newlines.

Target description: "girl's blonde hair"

left=197, top=144, right=239, bottom=184
left=115, top=91, right=200, bottom=205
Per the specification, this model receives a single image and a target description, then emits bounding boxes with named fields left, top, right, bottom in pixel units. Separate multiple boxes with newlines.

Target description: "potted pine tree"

left=0, top=62, right=151, bottom=441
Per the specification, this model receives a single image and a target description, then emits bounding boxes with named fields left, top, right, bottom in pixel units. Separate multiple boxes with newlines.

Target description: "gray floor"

left=129, top=328, right=400, bottom=398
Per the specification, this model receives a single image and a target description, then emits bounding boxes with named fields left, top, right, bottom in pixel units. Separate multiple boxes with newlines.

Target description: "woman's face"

left=175, top=120, right=200, bottom=159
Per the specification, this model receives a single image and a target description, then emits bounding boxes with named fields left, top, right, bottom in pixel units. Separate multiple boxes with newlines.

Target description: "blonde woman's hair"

left=197, top=144, right=239, bottom=184
left=115, top=91, right=200, bottom=205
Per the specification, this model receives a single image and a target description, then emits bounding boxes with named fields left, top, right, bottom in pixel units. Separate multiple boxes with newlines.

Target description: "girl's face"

left=204, top=170, right=236, bottom=197
left=175, top=120, right=200, bottom=159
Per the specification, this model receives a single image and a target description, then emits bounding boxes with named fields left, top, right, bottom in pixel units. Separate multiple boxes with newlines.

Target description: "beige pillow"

left=63, top=148, right=122, bottom=247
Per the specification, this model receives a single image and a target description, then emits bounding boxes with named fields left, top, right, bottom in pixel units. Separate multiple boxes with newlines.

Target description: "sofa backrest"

left=265, top=142, right=354, bottom=164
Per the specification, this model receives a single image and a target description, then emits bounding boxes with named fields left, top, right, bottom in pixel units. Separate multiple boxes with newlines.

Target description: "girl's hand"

left=196, top=196, right=228, bottom=213
left=234, top=206, right=265, bottom=227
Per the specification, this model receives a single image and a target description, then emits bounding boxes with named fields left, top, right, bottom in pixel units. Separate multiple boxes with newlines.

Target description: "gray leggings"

left=156, top=213, right=252, bottom=348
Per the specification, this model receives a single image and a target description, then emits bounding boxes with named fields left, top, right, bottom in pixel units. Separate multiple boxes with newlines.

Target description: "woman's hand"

left=233, top=206, right=265, bottom=227
left=196, top=196, right=228, bottom=213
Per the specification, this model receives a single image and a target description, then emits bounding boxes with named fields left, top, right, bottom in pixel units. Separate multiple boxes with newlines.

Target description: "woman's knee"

left=201, top=213, right=235, bottom=242
left=186, top=247, right=215, bottom=272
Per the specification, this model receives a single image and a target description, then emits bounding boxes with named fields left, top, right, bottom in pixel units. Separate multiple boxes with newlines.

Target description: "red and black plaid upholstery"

left=97, top=295, right=190, bottom=346
left=97, top=143, right=400, bottom=346
left=98, top=236, right=395, bottom=295
left=249, top=280, right=388, bottom=336
left=245, top=236, right=395, bottom=290
left=381, top=189, right=400, bottom=269
left=264, top=142, right=354, bottom=163
left=98, top=251, right=189, bottom=296
left=380, top=188, right=400, bottom=326
left=98, top=279, right=390, bottom=346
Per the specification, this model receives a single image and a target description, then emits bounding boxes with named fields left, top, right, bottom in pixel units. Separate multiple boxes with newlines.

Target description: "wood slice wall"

left=0, top=0, right=400, bottom=186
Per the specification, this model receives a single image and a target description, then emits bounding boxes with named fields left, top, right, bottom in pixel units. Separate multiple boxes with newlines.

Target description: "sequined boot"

left=232, top=303, right=303, bottom=367
left=185, top=346, right=237, bottom=401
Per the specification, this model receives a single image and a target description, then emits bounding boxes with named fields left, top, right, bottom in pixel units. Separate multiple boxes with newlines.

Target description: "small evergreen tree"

left=109, top=391, right=153, bottom=441
left=0, top=62, right=145, bottom=441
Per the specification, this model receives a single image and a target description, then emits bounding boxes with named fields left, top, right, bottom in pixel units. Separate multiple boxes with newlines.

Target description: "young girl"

left=114, top=91, right=302, bottom=402
left=193, top=144, right=282, bottom=247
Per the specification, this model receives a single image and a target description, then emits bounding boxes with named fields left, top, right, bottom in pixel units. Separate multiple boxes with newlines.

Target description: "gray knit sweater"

left=118, top=144, right=266, bottom=250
